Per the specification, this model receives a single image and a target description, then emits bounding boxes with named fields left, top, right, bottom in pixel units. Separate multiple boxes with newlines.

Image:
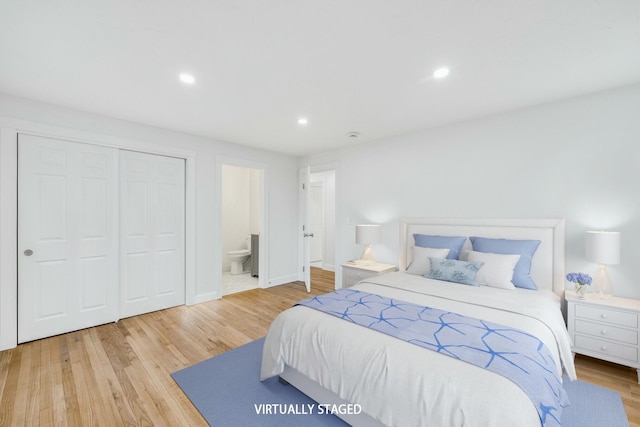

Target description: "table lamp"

left=586, top=230, right=620, bottom=298
left=356, top=224, right=381, bottom=264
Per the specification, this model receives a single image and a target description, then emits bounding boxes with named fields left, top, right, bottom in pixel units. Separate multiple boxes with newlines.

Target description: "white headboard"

left=399, top=218, right=566, bottom=295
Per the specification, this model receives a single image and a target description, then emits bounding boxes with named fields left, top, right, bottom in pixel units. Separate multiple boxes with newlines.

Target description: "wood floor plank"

left=26, top=341, right=43, bottom=426
left=92, top=324, right=142, bottom=426
left=10, top=345, right=29, bottom=427
left=81, top=329, right=125, bottom=426
left=60, top=335, right=84, bottom=427
left=68, top=332, right=101, bottom=427
left=36, top=338, right=54, bottom=427
left=0, top=268, right=637, bottom=426
left=49, top=337, right=68, bottom=427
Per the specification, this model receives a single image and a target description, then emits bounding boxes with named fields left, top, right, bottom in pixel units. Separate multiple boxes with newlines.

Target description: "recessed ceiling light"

left=433, top=67, right=450, bottom=79
left=179, top=73, right=195, bottom=85
left=298, top=117, right=308, bottom=125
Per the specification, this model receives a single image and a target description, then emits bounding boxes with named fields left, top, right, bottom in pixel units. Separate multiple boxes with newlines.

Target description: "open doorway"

left=221, top=164, right=264, bottom=296
left=309, top=170, right=336, bottom=272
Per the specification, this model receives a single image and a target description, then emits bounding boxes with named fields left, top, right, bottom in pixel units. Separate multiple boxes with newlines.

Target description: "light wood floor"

left=1, top=268, right=638, bottom=426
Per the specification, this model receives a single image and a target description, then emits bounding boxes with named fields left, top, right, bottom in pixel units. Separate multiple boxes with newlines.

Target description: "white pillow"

left=406, top=246, right=450, bottom=275
left=467, top=250, right=521, bottom=290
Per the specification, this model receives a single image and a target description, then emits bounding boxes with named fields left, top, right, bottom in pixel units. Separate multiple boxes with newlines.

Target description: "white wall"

left=0, top=93, right=300, bottom=349
left=250, top=168, right=262, bottom=234
left=303, top=84, right=640, bottom=298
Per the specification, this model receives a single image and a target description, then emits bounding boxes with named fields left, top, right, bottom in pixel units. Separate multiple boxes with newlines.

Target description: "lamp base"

left=360, top=245, right=376, bottom=265
left=592, top=264, right=613, bottom=299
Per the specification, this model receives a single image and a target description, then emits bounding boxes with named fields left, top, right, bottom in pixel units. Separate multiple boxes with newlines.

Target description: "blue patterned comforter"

left=296, top=288, right=569, bottom=427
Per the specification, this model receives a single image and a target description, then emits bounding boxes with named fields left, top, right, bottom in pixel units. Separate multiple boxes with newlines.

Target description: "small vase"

left=575, top=284, right=586, bottom=299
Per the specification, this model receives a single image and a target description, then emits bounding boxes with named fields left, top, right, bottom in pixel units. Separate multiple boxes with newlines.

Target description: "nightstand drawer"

left=574, top=335, right=638, bottom=362
left=575, top=304, right=638, bottom=328
left=574, top=319, right=638, bottom=345
left=342, top=263, right=397, bottom=288
left=343, top=268, right=377, bottom=283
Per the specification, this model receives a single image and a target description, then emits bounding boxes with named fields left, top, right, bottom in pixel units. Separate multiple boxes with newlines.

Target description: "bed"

left=261, top=218, right=576, bottom=427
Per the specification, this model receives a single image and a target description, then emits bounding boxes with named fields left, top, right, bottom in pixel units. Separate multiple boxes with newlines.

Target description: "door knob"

left=24, top=249, right=33, bottom=256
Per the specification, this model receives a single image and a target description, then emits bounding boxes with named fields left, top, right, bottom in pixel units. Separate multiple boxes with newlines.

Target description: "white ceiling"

left=1, top=1, right=639, bottom=156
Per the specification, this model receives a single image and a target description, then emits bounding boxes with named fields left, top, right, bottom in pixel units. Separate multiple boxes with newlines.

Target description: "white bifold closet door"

left=119, top=150, right=185, bottom=319
left=18, top=134, right=119, bottom=343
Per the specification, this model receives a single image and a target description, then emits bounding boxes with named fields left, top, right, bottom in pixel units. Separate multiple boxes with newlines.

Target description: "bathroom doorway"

left=221, top=164, right=264, bottom=295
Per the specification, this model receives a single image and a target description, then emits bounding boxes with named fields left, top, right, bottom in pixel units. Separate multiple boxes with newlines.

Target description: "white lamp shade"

left=356, top=224, right=381, bottom=245
left=586, top=231, right=620, bottom=265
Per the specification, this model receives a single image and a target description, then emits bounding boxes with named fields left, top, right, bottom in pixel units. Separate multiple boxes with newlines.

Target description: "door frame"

left=0, top=117, right=197, bottom=351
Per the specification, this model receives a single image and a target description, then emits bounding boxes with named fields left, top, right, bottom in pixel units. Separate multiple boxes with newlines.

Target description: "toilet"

left=227, top=236, right=251, bottom=275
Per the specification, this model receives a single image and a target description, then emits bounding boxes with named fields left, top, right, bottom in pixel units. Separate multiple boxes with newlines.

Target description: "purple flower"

left=566, top=272, right=592, bottom=286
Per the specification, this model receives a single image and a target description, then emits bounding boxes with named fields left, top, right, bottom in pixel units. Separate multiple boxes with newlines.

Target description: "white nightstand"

left=341, top=262, right=397, bottom=288
left=566, top=290, right=640, bottom=383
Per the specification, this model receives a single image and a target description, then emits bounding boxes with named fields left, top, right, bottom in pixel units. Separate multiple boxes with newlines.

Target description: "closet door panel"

left=80, top=256, right=109, bottom=310
left=120, top=150, right=185, bottom=318
left=18, top=134, right=118, bottom=343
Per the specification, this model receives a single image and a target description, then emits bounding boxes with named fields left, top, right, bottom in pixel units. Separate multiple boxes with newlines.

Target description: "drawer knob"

left=601, top=345, right=608, bottom=351
left=601, top=314, right=607, bottom=319
left=601, top=330, right=608, bottom=335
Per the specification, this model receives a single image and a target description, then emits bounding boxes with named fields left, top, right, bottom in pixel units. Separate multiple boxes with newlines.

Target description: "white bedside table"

left=341, top=262, right=397, bottom=288
left=566, top=290, right=640, bottom=383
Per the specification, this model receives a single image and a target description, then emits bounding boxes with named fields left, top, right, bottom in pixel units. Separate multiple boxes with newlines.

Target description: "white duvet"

left=261, top=272, right=576, bottom=427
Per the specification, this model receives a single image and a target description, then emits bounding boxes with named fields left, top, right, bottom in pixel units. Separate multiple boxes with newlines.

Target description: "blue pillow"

left=425, top=258, right=484, bottom=286
left=413, top=234, right=467, bottom=260
left=469, top=237, right=541, bottom=290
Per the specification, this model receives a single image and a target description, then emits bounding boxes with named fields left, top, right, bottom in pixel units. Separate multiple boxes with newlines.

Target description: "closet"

left=17, top=134, right=185, bottom=343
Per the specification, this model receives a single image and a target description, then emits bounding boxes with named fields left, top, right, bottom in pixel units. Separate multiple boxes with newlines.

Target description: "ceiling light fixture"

left=433, top=67, right=450, bottom=79
left=179, top=73, right=195, bottom=85
left=298, top=118, right=308, bottom=125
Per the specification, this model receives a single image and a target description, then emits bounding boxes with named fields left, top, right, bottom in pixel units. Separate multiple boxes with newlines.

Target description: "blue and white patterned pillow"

left=425, top=258, right=484, bottom=286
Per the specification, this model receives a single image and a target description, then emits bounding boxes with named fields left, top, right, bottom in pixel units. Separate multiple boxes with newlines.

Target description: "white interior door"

left=18, top=134, right=118, bottom=343
left=120, top=150, right=185, bottom=318
left=299, top=167, right=311, bottom=292
left=309, top=183, right=324, bottom=263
